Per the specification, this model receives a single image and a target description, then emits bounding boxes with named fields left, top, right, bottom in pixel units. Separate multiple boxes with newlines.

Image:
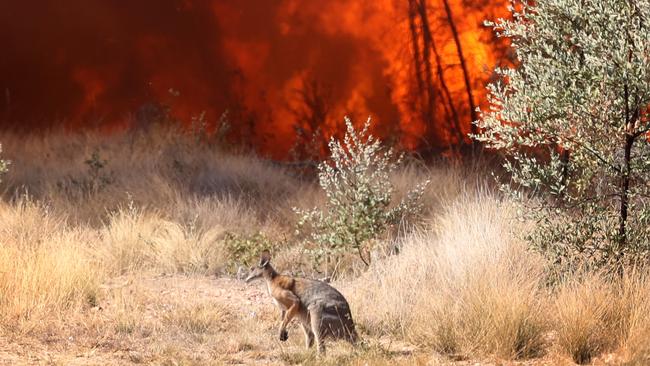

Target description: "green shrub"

left=474, top=0, right=650, bottom=270
left=295, top=117, right=428, bottom=271
left=223, top=231, right=276, bottom=273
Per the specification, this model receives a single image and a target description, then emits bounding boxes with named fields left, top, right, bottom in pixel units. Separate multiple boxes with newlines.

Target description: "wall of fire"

left=0, top=0, right=510, bottom=159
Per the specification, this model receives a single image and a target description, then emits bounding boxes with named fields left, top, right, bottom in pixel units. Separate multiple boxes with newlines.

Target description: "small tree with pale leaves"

left=474, top=0, right=650, bottom=270
left=295, top=117, right=429, bottom=271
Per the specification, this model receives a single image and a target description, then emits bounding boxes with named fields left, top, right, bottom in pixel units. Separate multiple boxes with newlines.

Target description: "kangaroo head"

left=244, top=250, right=272, bottom=283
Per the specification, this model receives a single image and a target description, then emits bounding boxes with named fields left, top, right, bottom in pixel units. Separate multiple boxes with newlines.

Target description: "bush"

left=474, top=0, right=650, bottom=270
left=295, top=117, right=428, bottom=272
left=223, top=231, right=277, bottom=274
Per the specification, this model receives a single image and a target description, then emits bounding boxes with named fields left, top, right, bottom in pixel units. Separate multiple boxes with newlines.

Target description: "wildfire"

left=0, top=0, right=510, bottom=159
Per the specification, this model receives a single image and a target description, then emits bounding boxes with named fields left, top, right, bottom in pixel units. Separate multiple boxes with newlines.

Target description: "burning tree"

left=405, top=0, right=505, bottom=152
left=289, top=79, right=332, bottom=161
left=407, top=0, right=464, bottom=148
left=474, top=0, right=650, bottom=269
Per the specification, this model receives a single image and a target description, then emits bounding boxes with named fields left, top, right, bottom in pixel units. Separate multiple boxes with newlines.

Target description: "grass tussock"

left=0, top=128, right=303, bottom=328
left=97, top=205, right=229, bottom=275
left=349, top=192, right=650, bottom=363
left=0, top=199, right=100, bottom=326
left=554, top=271, right=650, bottom=364
left=162, top=302, right=231, bottom=335
left=349, top=194, right=549, bottom=360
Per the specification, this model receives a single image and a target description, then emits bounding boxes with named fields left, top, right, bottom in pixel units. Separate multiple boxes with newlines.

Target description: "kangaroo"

left=244, top=251, right=358, bottom=354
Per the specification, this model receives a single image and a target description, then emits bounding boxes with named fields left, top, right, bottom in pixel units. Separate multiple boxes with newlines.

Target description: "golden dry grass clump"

left=0, top=198, right=100, bottom=326
left=347, top=194, right=548, bottom=359
left=553, top=271, right=650, bottom=364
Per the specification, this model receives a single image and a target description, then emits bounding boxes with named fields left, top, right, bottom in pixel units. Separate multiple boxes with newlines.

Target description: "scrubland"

left=0, top=126, right=648, bottom=365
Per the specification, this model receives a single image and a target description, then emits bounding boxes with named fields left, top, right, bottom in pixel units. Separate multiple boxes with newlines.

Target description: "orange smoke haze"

left=0, top=0, right=509, bottom=159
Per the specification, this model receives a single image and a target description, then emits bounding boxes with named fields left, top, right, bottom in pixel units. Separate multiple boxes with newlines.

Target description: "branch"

left=552, top=133, right=622, bottom=174
left=357, top=245, right=370, bottom=266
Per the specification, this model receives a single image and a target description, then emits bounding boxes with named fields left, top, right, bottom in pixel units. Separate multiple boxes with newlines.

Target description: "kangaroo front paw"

left=279, top=330, right=288, bottom=341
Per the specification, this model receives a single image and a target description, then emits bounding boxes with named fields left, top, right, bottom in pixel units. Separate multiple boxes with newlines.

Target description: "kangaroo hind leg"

left=309, top=305, right=325, bottom=354
left=300, top=321, right=314, bottom=349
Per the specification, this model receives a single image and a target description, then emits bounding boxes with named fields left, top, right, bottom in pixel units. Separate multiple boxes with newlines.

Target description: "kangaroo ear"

left=259, top=250, right=271, bottom=267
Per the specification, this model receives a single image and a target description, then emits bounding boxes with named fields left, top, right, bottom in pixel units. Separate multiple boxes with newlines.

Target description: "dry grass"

left=0, top=127, right=648, bottom=364
left=553, top=271, right=650, bottom=364
left=0, top=198, right=100, bottom=328
left=347, top=193, right=548, bottom=360
left=1, top=128, right=300, bottom=227
left=96, top=205, right=230, bottom=275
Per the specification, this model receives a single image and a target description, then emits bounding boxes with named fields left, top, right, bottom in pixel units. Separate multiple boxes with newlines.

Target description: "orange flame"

left=0, top=0, right=510, bottom=159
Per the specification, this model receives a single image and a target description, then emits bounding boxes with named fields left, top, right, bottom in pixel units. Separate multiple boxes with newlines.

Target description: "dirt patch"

left=0, top=274, right=567, bottom=365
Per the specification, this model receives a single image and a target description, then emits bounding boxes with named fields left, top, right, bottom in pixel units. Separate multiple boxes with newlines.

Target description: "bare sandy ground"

left=0, top=274, right=599, bottom=365
left=0, top=275, right=423, bottom=365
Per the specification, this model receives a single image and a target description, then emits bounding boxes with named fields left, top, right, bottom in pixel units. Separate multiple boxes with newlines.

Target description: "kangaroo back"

left=300, top=280, right=358, bottom=343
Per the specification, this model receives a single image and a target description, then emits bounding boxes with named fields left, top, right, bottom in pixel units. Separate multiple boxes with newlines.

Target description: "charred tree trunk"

left=559, top=148, right=571, bottom=200
left=442, top=0, right=478, bottom=138
left=416, top=0, right=463, bottom=146
left=429, top=30, right=463, bottom=145
left=416, top=0, right=437, bottom=142
left=618, top=83, right=635, bottom=255
left=619, top=133, right=633, bottom=250
left=408, top=0, right=424, bottom=96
